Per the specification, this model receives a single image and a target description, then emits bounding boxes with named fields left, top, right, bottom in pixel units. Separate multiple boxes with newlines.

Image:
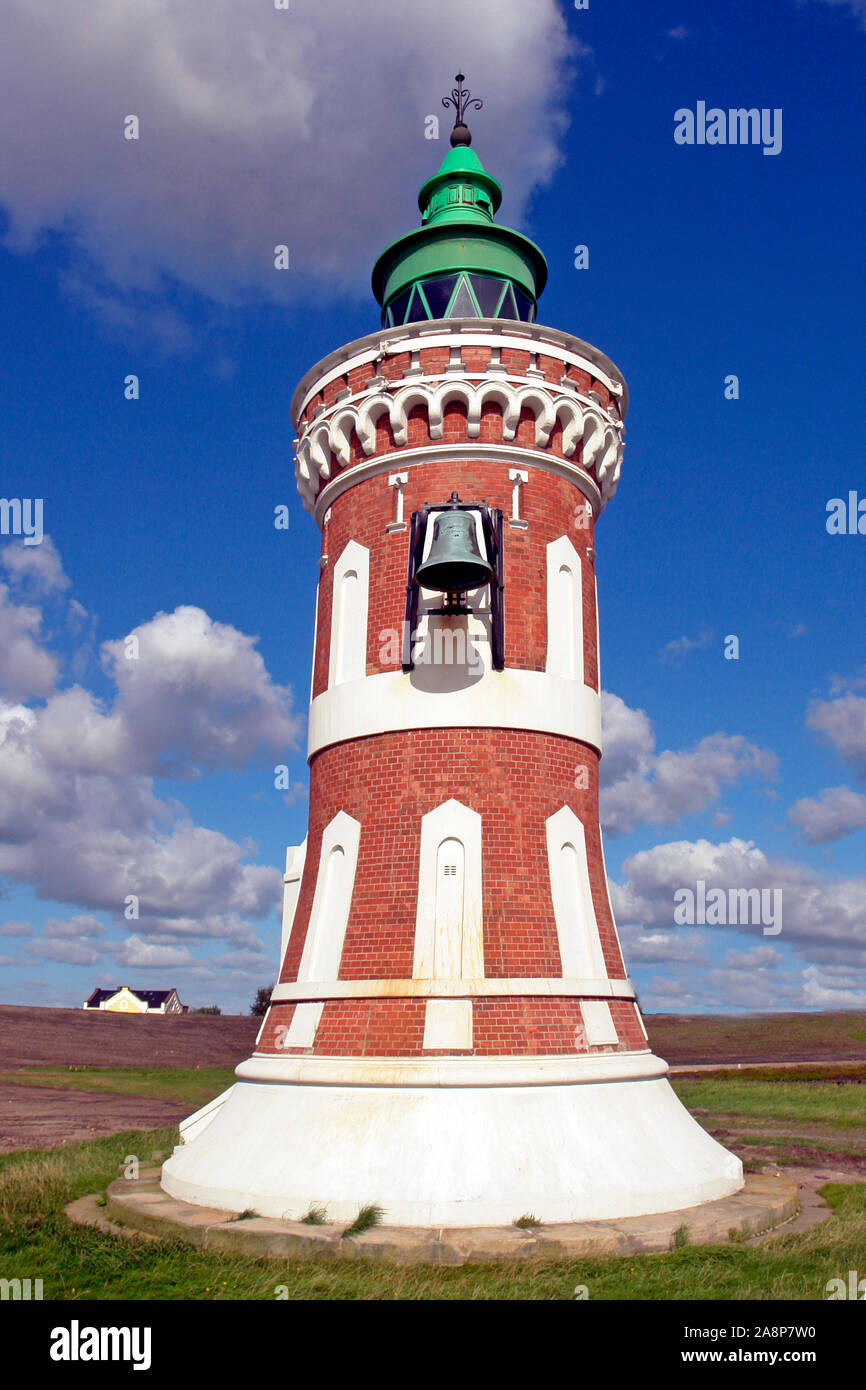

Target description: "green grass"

left=2, top=1123, right=866, bottom=1299
left=0, top=1067, right=235, bottom=1109
left=342, top=1203, right=384, bottom=1238
left=672, top=1078, right=866, bottom=1129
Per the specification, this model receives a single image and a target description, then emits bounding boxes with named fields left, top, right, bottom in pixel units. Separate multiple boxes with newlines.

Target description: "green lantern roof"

left=371, top=74, right=548, bottom=329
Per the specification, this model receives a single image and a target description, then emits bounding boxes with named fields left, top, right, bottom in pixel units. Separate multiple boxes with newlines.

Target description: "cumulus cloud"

left=0, top=920, right=32, bottom=937
left=600, top=692, right=776, bottom=835
left=807, top=692, right=866, bottom=776
left=28, top=606, right=302, bottom=780
left=0, top=545, right=300, bottom=955
left=0, top=0, right=579, bottom=336
left=44, top=914, right=106, bottom=940
left=27, top=937, right=101, bottom=967
left=109, top=936, right=196, bottom=970
left=1, top=537, right=70, bottom=595
left=611, top=835, right=866, bottom=971
left=0, top=585, right=59, bottom=698
left=801, top=963, right=866, bottom=1008
left=788, top=785, right=866, bottom=843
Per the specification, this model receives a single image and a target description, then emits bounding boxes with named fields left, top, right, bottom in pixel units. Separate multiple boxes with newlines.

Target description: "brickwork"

left=272, top=323, right=639, bottom=1067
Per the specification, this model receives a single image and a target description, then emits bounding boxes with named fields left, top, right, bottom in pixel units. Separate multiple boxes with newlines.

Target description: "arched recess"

left=281, top=811, right=361, bottom=1048
left=545, top=535, right=584, bottom=682
left=545, top=805, right=608, bottom=980
left=413, top=799, right=484, bottom=1050
left=329, top=540, right=369, bottom=689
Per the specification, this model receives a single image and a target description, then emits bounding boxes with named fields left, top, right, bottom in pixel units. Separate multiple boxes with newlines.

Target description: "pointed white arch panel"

left=413, top=799, right=484, bottom=1050
left=546, top=805, right=607, bottom=980
left=329, top=540, right=369, bottom=689
left=281, top=811, right=361, bottom=1048
left=545, top=535, right=584, bottom=682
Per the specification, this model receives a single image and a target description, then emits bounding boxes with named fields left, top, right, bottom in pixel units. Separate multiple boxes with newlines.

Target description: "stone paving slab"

left=63, top=1166, right=801, bottom=1266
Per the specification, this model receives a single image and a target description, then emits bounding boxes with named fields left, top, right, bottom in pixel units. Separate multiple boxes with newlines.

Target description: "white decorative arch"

left=545, top=805, right=608, bottom=980
left=329, top=540, right=369, bottom=689
left=554, top=396, right=585, bottom=456
left=281, top=811, right=361, bottom=1048
left=514, top=387, right=556, bottom=444
left=293, top=374, right=626, bottom=515
left=354, top=393, right=392, bottom=455
left=390, top=385, right=432, bottom=445
left=545, top=535, right=584, bottom=682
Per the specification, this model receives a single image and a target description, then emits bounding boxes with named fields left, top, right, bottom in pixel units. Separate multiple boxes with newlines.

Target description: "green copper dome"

left=371, top=127, right=548, bottom=329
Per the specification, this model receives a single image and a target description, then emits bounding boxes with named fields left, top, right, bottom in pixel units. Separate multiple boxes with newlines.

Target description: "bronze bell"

left=415, top=511, right=495, bottom=593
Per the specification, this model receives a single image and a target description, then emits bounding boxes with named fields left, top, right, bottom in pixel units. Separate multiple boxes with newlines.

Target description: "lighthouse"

left=161, top=79, right=743, bottom=1228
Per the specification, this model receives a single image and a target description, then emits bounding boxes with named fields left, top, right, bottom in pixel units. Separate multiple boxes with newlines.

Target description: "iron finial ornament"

left=443, top=71, right=483, bottom=146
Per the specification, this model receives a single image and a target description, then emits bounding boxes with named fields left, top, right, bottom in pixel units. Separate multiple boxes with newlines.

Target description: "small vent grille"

left=442, top=865, right=457, bottom=877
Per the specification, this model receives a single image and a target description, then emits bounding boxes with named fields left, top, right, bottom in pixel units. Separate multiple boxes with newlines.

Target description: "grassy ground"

left=2, top=1085, right=866, bottom=1299
left=0, top=1067, right=235, bottom=1109
left=673, top=1077, right=866, bottom=1129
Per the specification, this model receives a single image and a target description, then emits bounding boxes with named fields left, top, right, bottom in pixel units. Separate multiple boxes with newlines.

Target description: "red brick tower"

left=162, top=83, right=742, bottom=1226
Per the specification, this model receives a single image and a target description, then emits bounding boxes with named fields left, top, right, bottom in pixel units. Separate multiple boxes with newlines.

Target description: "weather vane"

left=442, top=71, right=482, bottom=146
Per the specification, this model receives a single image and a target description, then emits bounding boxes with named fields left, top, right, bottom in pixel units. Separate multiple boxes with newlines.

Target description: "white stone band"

left=307, top=667, right=602, bottom=758
left=237, top=1049, right=664, bottom=1089
left=270, top=976, right=636, bottom=1003
left=291, top=321, right=628, bottom=425
left=310, top=442, right=603, bottom=528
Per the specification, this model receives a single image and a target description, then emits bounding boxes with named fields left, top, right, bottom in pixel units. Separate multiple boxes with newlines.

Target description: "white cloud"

left=801, top=963, right=866, bottom=1008
left=1, top=537, right=70, bottom=595
left=600, top=692, right=776, bottom=835
left=659, top=630, right=713, bottom=662
left=788, top=785, right=866, bottom=843
left=0, top=0, right=580, bottom=336
left=0, top=547, right=299, bottom=952
left=44, top=914, right=106, bottom=940
left=27, top=937, right=101, bottom=967
left=807, top=692, right=866, bottom=776
left=109, top=936, right=196, bottom=970
left=0, top=584, right=58, bottom=698
left=0, top=920, right=32, bottom=937
left=30, top=605, right=302, bottom=779
left=611, top=835, right=866, bottom=969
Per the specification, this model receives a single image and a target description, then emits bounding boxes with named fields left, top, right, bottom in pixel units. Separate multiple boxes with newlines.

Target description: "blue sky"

left=0, top=0, right=864, bottom=1014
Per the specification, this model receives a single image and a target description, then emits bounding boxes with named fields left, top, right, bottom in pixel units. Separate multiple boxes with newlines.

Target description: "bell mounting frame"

left=402, top=492, right=504, bottom=673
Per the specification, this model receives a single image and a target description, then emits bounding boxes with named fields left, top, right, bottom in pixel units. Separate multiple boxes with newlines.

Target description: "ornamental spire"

left=442, top=71, right=483, bottom=147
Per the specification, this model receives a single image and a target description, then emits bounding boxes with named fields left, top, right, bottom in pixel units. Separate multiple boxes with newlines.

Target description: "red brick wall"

left=256, top=998, right=646, bottom=1058
left=280, top=729, right=622, bottom=987
left=311, top=458, right=597, bottom=698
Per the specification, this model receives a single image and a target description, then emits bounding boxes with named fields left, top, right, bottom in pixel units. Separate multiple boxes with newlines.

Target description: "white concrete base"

left=161, top=1052, right=743, bottom=1228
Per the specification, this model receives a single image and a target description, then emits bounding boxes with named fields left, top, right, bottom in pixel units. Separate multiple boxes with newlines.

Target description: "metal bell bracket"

left=402, top=492, right=504, bottom=673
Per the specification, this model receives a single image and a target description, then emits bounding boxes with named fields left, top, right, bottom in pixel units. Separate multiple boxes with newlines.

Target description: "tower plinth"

left=162, top=95, right=742, bottom=1227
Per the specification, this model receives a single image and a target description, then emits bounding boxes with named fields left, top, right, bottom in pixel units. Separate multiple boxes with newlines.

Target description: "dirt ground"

left=0, top=1004, right=258, bottom=1069
left=0, top=1005, right=260, bottom=1152
left=1, top=1004, right=864, bottom=1156
left=0, top=1083, right=190, bottom=1154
